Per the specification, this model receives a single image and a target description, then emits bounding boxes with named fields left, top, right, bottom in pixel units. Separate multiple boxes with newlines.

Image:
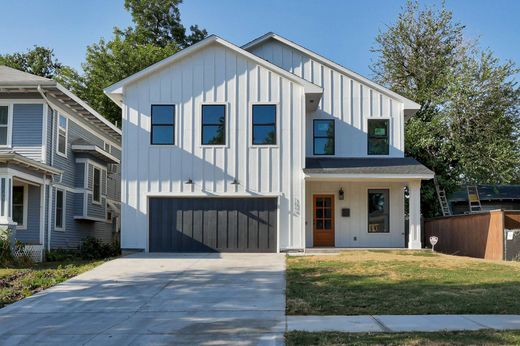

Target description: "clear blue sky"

left=1, top=0, right=518, bottom=80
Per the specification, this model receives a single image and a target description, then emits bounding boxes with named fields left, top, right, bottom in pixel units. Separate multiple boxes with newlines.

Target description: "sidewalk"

left=287, top=315, right=520, bottom=333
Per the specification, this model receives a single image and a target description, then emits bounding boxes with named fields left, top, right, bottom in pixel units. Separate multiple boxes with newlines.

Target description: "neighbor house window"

left=55, top=189, right=64, bottom=229
left=12, top=185, right=26, bottom=229
left=201, top=105, right=225, bottom=145
left=0, top=105, right=9, bottom=146
left=252, top=104, right=276, bottom=145
left=151, top=105, right=175, bottom=145
left=93, top=167, right=101, bottom=203
left=368, top=189, right=389, bottom=233
left=368, top=119, right=389, bottom=155
left=313, top=119, right=335, bottom=155
left=57, top=114, right=67, bottom=156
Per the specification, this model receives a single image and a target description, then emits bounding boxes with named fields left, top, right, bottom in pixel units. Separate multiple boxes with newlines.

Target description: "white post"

left=0, top=175, right=13, bottom=224
left=408, top=180, right=422, bottom=249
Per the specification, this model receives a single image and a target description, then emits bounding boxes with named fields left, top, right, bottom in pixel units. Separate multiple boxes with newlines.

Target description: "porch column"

left=0, top=175, right=13, bottom=224
left=408, top=180, right=422, bottom=249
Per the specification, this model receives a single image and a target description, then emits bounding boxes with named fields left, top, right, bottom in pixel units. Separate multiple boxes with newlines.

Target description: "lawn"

left=287, top=250, right=520, bottom=315
left=0, top=260, right=104, bottom=308
left=286, top=330, right=520, bottom=346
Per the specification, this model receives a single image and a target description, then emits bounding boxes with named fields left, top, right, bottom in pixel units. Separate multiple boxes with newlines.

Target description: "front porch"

left=303, top=157, right=434, bottom=250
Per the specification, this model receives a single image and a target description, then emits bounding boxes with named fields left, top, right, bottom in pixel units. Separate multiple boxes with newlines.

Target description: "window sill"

left=56, top=151, right=67, bottom=159
left=54, top=227, right=65, bottom=232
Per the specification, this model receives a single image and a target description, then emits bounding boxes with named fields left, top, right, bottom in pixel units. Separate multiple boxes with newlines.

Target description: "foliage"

left=371, top=0, right=520, bottom=216
left=80, top=0, right=207, bottom=125
left=0, top=227, right=14, bottom=266
left=45, top=248, right=82, bottom=262
left=0, top=46, right=83, bottom=92
left=78, top=237, right=120, bottom=260
left=0, top=260, right=103, bottom=308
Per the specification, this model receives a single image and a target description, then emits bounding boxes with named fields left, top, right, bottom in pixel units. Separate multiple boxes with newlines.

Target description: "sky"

left=0, top=0, right=519, bottom=80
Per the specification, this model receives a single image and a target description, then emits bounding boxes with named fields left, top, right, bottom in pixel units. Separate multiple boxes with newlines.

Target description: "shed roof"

left=449, top=185, right=520, bottom=202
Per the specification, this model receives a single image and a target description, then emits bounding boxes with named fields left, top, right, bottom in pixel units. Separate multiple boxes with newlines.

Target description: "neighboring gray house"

left=0, top=66, right=121, bottom=258
left=449, top=185, right=520, bottom=215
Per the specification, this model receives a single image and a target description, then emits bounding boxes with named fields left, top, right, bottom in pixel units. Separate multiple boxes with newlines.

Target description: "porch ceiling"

left=304, top=157, right=434, bottom=181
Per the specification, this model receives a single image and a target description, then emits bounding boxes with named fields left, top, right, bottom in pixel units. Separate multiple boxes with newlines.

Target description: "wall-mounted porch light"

left=338, top=187, right=344, bottom=200
left=231, top=178, right=240, bottom=185
left=185, top=178, right=193, bottom=185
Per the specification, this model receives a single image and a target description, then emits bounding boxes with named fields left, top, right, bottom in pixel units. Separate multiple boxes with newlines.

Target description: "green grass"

left=286, top=330, right=520, bottom=346
left=0, top=260, right=104, bottom=308
left=287, top=250, right=520, bottom=315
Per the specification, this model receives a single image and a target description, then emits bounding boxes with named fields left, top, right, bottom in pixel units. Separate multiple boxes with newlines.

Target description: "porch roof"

left=0, top=151, right=62, bottom=176
left=304, top=157, right=434, bottom=180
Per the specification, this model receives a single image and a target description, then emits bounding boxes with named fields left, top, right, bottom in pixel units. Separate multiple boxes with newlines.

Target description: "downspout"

left=37, top=85, right=55, bottom=251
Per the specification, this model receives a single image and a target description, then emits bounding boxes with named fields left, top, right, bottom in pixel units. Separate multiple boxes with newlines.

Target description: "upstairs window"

left=93, top=167, right=101, bottom=203
left=368, top=119, right=389, bottom=155
left=202, top=105, right=226, bottom=145
left=252, top=105, right=276, bottom=145
left=57, top=114, right=67, bottom=156
left=313, top=119, right=335, bottom=155
left=0, top=105, right=8, bottom=146
left=151, top=105, right=175, bottom=145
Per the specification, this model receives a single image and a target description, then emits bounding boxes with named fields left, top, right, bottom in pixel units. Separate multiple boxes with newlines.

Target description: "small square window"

left=313, top=120, right=335, bottom=155
left=368, top=119, right=389, bottom=155
left=151, top=105, right=175, bottom=145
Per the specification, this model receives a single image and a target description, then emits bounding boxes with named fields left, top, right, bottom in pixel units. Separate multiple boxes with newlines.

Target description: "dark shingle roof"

left=449, top=185, right=520, bottom=202
left=304, top=157, right=434, bottom=176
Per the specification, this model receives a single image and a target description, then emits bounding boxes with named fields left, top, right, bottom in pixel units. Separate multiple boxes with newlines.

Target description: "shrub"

left=0, top=227, right=15, bottom=266
left=79, top=237, right=120, bottom=260
left=45, top=248, right=81, bottom=262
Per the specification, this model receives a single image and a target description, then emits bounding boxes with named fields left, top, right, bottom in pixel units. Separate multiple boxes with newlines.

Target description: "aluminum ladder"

left=467, top=185, right=482, bottom=213
left=434, top=177, right=451, bottom=216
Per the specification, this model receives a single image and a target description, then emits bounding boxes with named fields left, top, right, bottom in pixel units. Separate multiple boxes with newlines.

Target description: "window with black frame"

left=368, top=119, right=389, bottom=155
left=313, top=119, right=335, bottom=155
left=151, top=105, right=175, bottom=145
left=368, top=189, right=389, bottom=233
left=252, top=104, right=276, bottom=145
left=202, top=105, right=226, bottom=145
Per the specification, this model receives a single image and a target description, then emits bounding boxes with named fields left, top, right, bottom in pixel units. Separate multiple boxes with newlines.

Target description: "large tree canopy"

left=371, top=0, right=520, bottom=216
left=80, top=0, right=207, bottom=124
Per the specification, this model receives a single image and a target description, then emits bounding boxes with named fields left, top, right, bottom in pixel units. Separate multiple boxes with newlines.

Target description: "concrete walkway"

left=0, top=253, right=286, bottom=345
left=288, top=315, right=520, bottom=333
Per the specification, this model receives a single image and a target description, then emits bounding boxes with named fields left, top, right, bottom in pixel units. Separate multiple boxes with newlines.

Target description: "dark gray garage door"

left=149, top=197, right=277, bottom=252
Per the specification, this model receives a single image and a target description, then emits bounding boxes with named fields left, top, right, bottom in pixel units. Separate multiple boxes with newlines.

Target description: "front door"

left=313, top=195, right=335, bottom=247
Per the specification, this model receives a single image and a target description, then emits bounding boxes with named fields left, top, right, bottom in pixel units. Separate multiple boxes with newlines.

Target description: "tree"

left=0, top=46, right=83, bottom=91
left=371, top=0, right=520, bottom=216
left=81, top=0, right=207, bottom=124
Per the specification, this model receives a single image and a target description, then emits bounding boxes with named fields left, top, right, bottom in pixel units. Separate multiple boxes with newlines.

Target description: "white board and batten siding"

left=248, top=38, right=405, bottom=158
left=122, top=43, right=306, bottom=251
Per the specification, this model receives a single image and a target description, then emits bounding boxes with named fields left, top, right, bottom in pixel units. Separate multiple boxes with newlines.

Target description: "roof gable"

left=104, top=35, right=323, bottom=108
left=242, top=32, right=420, bottom=113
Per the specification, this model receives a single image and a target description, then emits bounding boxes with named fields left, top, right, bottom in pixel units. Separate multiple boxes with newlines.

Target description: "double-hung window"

left=313, top=119, right=335, bottom=155
left=55, top=189, right=64, bottom=229
left=0, top=105, right=9, bottom=146
left=368, top=189, right=389, bottom=233
left=201, top=105, right=226, bottom=145
left=57, top=114, right=67, bottom=156
left=151, top=105, right=175, bottom=145
left=252, top=105, right=276, bottom=145
left=368, top=119, right=389, bottom=155
left=12, top=185, right=26, bottom=229
left=93, top=167, right=101, bottom=204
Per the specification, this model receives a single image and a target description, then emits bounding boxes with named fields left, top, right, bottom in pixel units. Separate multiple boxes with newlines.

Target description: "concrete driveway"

left=0, top=253, right=286, bottom=345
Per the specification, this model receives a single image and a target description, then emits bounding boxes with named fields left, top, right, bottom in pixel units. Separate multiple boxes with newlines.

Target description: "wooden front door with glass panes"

left=313, top=195, right=335, bottom=247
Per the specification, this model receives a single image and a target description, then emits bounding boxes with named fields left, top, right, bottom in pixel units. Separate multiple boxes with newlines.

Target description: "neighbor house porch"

left=303, top=157, right=434, bottom=249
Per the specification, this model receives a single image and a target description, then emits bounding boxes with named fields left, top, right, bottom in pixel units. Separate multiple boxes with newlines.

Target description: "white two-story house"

left=105, top=33, right=433, bottom=253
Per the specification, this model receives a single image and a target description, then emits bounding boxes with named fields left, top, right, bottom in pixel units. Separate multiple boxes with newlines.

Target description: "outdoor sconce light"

left=338, top=187, right=344, bottom=200
left=231, top=178, right=240, bottom=185
left=185, top=178, right=193, bottom=185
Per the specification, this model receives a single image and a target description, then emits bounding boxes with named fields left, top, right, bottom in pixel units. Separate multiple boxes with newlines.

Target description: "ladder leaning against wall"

left=467, top=185, right=482, bottom=213
left=434, top=177, right=451, bottom=216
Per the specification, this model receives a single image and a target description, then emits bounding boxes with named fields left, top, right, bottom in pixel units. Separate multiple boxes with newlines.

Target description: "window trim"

left=92, top=166, right=102, bottom=205
left=313, top=119, right=335, bottom=156
left=56, top=113, right=68, bottom=158
left=367, top=117, right=391, bottom=156
left=12, top=183, right=28, bottom=230
left=367, top=188, right=390, bottom=234
left=55, top=188, right=65, bottom=231
left=250, top=103, right=278, bottom=147
left=150, top=104, right=176, bottom=146
left=200, top=103, right=228, bottom=147
left=0, top=102, right=13, bottom=148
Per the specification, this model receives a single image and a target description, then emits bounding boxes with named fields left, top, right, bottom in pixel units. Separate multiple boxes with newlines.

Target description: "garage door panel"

left=149, top=197, right=277, bottom=252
